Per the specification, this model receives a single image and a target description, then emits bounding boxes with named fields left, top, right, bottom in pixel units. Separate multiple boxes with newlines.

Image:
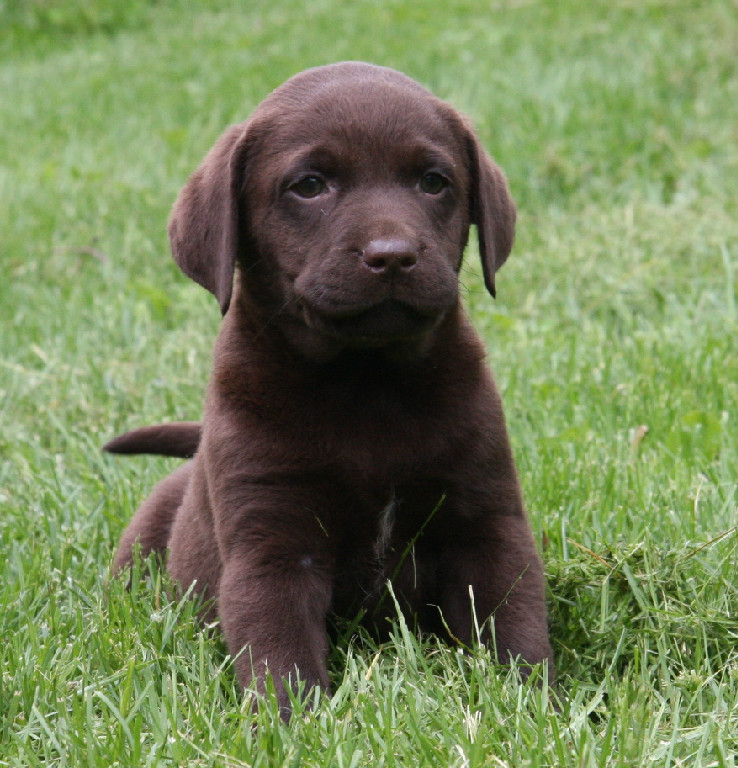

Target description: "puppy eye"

left=290, top=175, right=327, bottom=199
left=419, top=172, right=448, bottom=195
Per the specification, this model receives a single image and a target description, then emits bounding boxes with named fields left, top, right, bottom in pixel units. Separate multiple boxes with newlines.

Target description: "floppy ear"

left=167, top=123, right=251, bottom=315
left=465, top=125, right=516, bottom=298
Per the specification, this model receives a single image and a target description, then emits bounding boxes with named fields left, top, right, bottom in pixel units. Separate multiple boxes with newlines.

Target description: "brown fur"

left=105, top=422, right=201, bottom=458
left=107, top=62, right=552, bottom=716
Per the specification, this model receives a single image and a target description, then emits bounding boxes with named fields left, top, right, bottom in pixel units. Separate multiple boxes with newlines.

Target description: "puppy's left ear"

left=464, top=123, right=516, bottom=298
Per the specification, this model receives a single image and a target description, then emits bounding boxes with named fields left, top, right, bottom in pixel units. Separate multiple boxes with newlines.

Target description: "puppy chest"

left=328, top=486, right=445, bottom=611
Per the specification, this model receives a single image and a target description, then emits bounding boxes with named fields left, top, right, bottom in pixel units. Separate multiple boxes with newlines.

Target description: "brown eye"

left=290, top=175, right=326, bottom=198
left=419, top=171, right=448, bottom=195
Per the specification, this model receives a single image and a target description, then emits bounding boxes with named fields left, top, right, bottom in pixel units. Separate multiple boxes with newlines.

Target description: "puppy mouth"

left=302, top=299, right=442, bottom=345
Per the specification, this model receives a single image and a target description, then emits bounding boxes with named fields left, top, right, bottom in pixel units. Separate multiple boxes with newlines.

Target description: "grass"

left=1, top=0, right=736, bottom=765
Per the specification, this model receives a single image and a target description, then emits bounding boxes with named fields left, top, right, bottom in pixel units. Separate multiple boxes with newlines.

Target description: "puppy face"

left=168, top=63, right=516, bottom=359
left=242, top=79, right=471, bottom=349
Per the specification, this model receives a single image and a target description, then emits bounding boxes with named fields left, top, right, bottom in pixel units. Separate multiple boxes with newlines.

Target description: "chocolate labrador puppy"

left=106, top=62, right=552, bottom=714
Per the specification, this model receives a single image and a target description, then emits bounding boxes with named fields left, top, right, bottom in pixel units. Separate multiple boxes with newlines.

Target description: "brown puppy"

left=106, top=62, right=552, bottom=714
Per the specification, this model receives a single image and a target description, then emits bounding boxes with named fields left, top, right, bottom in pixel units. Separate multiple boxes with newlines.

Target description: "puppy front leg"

left=439, top=514, right=553, bottom=680
left=217, top=547, right=333, bottom=717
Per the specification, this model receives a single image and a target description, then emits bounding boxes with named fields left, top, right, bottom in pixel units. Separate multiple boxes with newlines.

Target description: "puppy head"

left=168, top=62, right=515, bottom=355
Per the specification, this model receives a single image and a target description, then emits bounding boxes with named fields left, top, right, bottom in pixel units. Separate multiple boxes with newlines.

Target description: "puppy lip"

left=302, top=298, right=442, bottom=342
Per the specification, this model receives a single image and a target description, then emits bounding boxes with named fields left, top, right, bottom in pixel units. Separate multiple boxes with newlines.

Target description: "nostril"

left=364, top=254, right=388, bottom=273
left=361, top=239, right=418, bottom=275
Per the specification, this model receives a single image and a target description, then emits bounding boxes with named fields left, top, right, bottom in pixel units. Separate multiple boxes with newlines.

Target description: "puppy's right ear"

left=167, top=124, right=251, bottom=315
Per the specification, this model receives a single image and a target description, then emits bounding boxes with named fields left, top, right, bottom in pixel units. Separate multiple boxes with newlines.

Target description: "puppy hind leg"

left=112, top=462, right=192, bottom=575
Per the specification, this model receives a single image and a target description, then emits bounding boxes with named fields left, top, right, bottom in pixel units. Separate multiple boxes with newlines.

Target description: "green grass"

left=1, top=0, right=736, bottom=765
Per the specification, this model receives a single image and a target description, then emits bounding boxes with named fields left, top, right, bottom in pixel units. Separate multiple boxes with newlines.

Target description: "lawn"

left=1, top=0, right=736, bottom=765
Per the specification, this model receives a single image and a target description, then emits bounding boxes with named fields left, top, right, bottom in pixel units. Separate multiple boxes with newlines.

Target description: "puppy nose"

left=361, top=239, right=418, bottom=276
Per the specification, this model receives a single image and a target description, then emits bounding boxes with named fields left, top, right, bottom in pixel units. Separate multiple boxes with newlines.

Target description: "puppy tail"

left=103, top=422, right=202, bottom=458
